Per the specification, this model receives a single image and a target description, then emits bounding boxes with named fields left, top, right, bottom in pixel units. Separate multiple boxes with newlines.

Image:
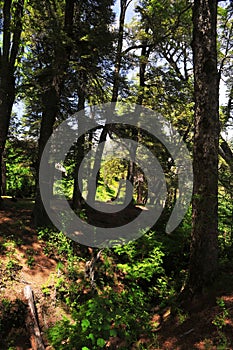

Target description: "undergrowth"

left=36, top=222, right=193, bottom=349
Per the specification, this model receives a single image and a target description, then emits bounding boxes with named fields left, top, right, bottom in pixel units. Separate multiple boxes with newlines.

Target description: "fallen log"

left=24, top=285, right=45, bottom=350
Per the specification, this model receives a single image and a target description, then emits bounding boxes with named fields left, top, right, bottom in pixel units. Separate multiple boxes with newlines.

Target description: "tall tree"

left=112, top=0, right=133, bottom=103
left=28, top=0, right=115, bottom=220
left=32, top=0, right=72, bottom=226
left=0, top=0, right=25, bottom=200
left=86, top=0, right=130, bottom=204
left=69, top=0, right=114, bottom=209
left=72, top=82, right=86, bottom=210
left=136, top=0, right=193, bottom=136
left=188, top=0, right=220, bottom=296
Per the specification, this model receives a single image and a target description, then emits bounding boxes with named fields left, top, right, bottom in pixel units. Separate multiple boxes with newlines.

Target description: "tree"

left=136, top=0, right=193, bottom=135
left=28, top=0, right=115, bottom=222
left=86, top=0, right=130, bottom=204
left=70, top=0, right=115, bottom=209
left=0, top=0, right=25, bottom=200
left=187, top=0, right=220, bottom=296
left=30, top=0, right=72, bottom=226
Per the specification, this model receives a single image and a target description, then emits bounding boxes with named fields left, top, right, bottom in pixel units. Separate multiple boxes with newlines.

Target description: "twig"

left=179, top=328, right=195, bottom=337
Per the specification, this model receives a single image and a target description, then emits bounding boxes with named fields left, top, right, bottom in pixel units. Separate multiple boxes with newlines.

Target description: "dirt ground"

left=0, top=199, right=233, bottom=349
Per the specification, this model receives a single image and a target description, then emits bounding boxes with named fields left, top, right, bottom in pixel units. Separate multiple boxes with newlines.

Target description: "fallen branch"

left=179, top=328, right=195, bottom=337
left=85, top=249, right=103, bottom=288
left=24, top=285, right=45, bottom=350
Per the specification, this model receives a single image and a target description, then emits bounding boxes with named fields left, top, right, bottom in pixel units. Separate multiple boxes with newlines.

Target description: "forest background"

left=0, top=0, right=233, bottom=349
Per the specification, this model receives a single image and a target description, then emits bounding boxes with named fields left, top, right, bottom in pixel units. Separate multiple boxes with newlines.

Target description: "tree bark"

left=24, top=285, right=45, bottom=350
left=1, top=151, right=7, bottom=196
left=0, top=0, right=24, bottom=201
left=0, top=72, right=14, bottom=198
left=72, top=87, right=86, bottom=210
left=34, top=84, right=59, bottom=227
left=188, top=0, right=220, bottom=295
left=33, top=0, right=74, bottom=226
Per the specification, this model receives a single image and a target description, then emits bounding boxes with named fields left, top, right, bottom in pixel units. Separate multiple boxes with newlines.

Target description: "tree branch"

left=219, top=136, right=233, bottom=173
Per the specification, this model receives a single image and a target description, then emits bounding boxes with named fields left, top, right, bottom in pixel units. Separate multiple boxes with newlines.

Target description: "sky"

left=113, top=0, right=138, bottom=23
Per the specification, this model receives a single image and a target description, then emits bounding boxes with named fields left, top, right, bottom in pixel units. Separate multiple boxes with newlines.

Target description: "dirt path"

left=0, top=199, right=60, bottom=349
left=0, top=200, right=57, bottom=297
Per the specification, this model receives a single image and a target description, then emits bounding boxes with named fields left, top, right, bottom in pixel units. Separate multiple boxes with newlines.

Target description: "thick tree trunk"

left=1, top=152, right=7, bottom=196
left=0, top=71, right=15, bottom=199
left=188, top=0, right=219, bottom=295
left=33, top=0, right=74, bottom=226
left=72, top=90, right=86, bottom=210
left=0, top=0, right=24, bottom=201
left=34, top=85, right=59, bottom=226
left=72, top=133, right=85, bottom=209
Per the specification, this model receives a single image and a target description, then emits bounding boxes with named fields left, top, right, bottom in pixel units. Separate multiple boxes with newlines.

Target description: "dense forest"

left=0, top=0, right=233, bottom=349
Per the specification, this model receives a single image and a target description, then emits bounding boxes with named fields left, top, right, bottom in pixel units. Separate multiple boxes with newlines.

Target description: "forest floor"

left=0, top=198, right=233, bottom=349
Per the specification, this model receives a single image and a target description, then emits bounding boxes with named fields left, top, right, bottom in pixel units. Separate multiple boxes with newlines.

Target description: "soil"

left=0, top=198, right=233, bottom=349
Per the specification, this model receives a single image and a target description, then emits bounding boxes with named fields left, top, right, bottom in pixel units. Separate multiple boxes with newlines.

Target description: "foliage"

left=0, top=233, right=23, bottom=282
left=4, top=138, right=36, bottom=198
left=212, top=298, right=229, bottom=331
left=113, top=227, right=188, bottom=305
left=47, top=284, right=151, bottom=349
left=1, top=0, right=233, bottom=347
left=37, top=228, right=75, bottom=260
left=35, top=227, right=169, bottom=347
left=212, top=298, right=230, bottom=348
left=42, top=223, right=191, bottom=348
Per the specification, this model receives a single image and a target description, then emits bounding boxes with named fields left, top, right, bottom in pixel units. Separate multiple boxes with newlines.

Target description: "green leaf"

left=82, top=347, right=90, bottom=350
left=81, top=319, right=90, bottom=331
left=110, top=329, right=117, bottom=337
left=87, top=333, right=95, bottom=344
left=97, top=338, right=106, bottom=347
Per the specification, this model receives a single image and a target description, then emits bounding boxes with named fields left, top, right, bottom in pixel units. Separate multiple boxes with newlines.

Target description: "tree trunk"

left=188, top=0, right=219, bottom=296
left=0, top=70, right=15, bottom=199
left=1, top=151, right=7, bottom=196
left=124, top=33, right=150, bottom=205
left=86, top=0, right=128, bottom=203
left=72, top=89, right=86, bottom=210
left=34, top=85, right=59, bottom=227
left=111, top=0, right=128, bottom=103
left=0, top=0, right=24, bottom=201
left=33, top=0, right=74, bottom=226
